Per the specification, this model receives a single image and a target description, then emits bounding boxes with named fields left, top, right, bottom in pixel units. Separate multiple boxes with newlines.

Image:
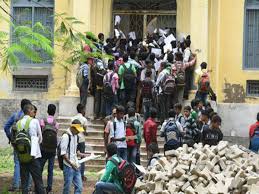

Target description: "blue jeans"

left=127, top=146, right=137, bottom=164
left=195, top=91, right=208, bottom=105
left=63, top=164, right=83, bottom=194
left=94, top=181, right=121, bottom=194
left=117, top=148, right=127, bottom=160
left=13, top=150, right=20, bottom=188
left=104, top=98, right=114, bottom=116
left=40, top=154, right=55, bottom=189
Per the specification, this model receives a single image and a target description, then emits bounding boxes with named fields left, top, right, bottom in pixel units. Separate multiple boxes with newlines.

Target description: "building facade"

left=0, top=0, right=258, bottom=138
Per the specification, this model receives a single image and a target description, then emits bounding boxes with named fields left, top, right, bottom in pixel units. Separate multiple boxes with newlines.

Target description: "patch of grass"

left=0, top=147, right=14, bottom=174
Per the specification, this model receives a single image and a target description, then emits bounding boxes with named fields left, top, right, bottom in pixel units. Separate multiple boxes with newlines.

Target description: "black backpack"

left=164, top=120, right=182, bottom=146
left=103, top=72, right=115, bottom=100
left=57, top=132, right=79, bottom=170
left=109, top=157, right=137, bottom=194
left=122, top=64, right=135, bottom=90
left=95, top=69, right=106, bottom=87
left=41, top=119, right=58, bottom=154
left=162, top=74, right=176, bottom=95
left=10, top=112, right=23, bottom=145
left=142, top=79, right=153, bottom=99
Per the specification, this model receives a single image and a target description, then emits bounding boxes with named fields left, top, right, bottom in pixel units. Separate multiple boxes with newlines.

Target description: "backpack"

left=162, top=74, right=176, bottom=95
left=147, top=155, right=161, bottom=167
left=76, top=66, right=84, bottom=88
left=103, top=72, right=115, bottom=100
left=250, top=126, right=259, bottom=152
left=176, top=68, right=185, bottom=86
left=10, top=112, right=23, bottom=145
left=41, top=119, right=57, bottom=154
left=164, top=120, right=182, bottom=146
left=57, top=132, right=79, bottom=170
left=123, top=64, right=135, bottom=90
left=142, top=79, right=153, bottom=99
left=109, top=157, right=137, bottom=194
left=14, top=117, right=33, bottom=164
left=95, top=69, right=106, bottom=87
left=198, top=73, right=210, bottom=93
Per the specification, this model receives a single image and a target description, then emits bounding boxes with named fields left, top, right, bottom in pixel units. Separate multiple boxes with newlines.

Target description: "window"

left=14, top=76, right=48, bottom=91
left=12, top=0, right=54, bottom=65
left=244, top=0, right=259, bottom=69
left=247, top=80, right=259, bottom=96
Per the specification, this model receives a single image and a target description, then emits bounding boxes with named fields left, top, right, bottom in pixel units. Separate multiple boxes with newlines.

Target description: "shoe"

left=8, top=186, right=20, bottom=192
left=46, top=186, right=52, bottom=194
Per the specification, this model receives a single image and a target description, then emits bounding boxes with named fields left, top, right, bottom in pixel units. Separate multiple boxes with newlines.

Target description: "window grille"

left=14, top=76, right=48, bottom=91
left=11, top=0, right=54, bottom=65
left=244, top=0, right=259, bottom=69
left=247, top=80, right=259, bottom=96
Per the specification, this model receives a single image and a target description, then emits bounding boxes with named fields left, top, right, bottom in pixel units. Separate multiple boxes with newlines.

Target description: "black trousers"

left=20, top=158, right=45, bottom=194
left=80, top=78, right=89, bottom=108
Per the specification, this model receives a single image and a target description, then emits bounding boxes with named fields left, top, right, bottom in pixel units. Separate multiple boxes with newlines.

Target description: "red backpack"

left=198, top=73, right=210, bottom=93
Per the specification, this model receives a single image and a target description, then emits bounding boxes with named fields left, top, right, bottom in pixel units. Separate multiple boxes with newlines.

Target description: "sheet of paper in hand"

left=164, top=34, right=176, bottom=45
left=151, top=48, right=162, bottom=57
left=78, top=154, right=101, bottom=164
left=115, top=15, right=121, bottom=25
left=133, top=163, right=146, bottom=174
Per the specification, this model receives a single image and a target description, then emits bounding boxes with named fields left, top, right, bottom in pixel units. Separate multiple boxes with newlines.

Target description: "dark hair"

left=185, top=39, right=191, bottom=47
left=186, top=35, right=191, bottom=40
left=129, top=52, right=136, bottom=60
left=77, top=104, right=85, bottom=114
left=211, top=115, right=222, bottom=124
left=72, top=119, right=81, bottom=125
left=23, top=104, right=34, bottom=115
left=160, top=62, right=167, bottom=69
left=183, top=105, right=191, bottom=112
left=168, top=109, right=176, bottom=118
left=98, top=33, right=104, bottom=39
left=107, top=143, right=117, bottom=157
left=167, top=53, right=174, bottom=63
left=145, top=69, right=152, bottom=78
left=209, top=112, right=217, bottom=119
left=201, top=110, right=209, bottom=118
left=150, top=107, right=157, bottom=118
left=140, top=52, right=148, bottom=60
left=175, top=52, right=183, bottom=61
left=200, top=62, right=207, bottom=70
left=174, top=103, right=182, bottom=110
left=123, top=54, right=128, bottom=63
left=148, top=143, right=159, bottom=154
left=171, top=40, right=177, bottom=48
left=257, top=112, right=259, bottom=122
left=128, top=107, right=135, bottom=117
left=33, top=105, right=37, bottom=113
left=150, top=53, right=155, bottom=61
left=191, top=99, right=199, bottom=109
left=108, top=60, right=114, bottom=70
left=21, top=99, right=31, bottom=110
left=47, top=104, right=56, bottom=116
left=145, top=60, right=151, bottom=66
left=206, top=107, right=214, bottom=116
left=116, top=105, right=125, bottom=114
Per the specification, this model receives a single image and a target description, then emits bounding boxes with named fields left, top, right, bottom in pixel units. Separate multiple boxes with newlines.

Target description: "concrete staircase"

left=56, top=117, right=165, bottom=172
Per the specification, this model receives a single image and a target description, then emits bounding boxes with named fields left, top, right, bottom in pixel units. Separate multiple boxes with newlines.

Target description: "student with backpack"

left=174, top=103, right=185, bottom=127
left=103, top=60, right=119, bottom=116
left=94, top=143, right=137, bottom=194
left=59, top=119, right=87, bottom=194
left=40, top=104, right=59, bottom=193
left=118, top=54, right=137, bottom=107
left=109, top=106, right=127, bottom=160
left=4, top=99, right=31, bottom=191
left=72, top=104, right=88, bottom=182
left=142, top=69, right=155, bottom=120
left=147, top=143, right=160, bottom=167
left=249, top=113, right=259, bottom=152
left=196, top=62, right=210, bottom=104
left=160, top=109, right=183, bottom=152
left=14, top=104, right=45, bottom=194
left=201, top=115, right=223, bottom=146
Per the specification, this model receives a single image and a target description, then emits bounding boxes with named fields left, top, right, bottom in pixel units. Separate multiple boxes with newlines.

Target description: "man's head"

left=23, top=104, right=35, bottom=117
left=145, top=60, right=152, bottom=69
left=174, top=103, right=182, bottom=115
left=160, top=62, right=167, bottom=70
left=129, top=52, right=136, bottom=60
left=184, top=39, right=191, bottom=48
left=112, top=107, right=117, bottom=118
left=168, top=109, right=176, bottom=118
left=175, top=52, right=183, bottom=61
left=87, top=57, right=94, bottom=65
left=145, top=69, right=152, bottom=78
left=47, top=104, right=56, bottom=116
left=77, top=103, right=85, bottom=116
left=150, top=107, right=157, bottom=119
left=150, top=53, right=155, bottom=62
left=148, top=143, right=159, bottom=158
left=21, top=99, right=31, bottom=111
left=191, top=99, right=199, bottom=110
left=106, top=143, right=117, bottom=157
left=201, top=110, right=209, bottom=123
left=70, top=119, right=84, bottom=135
left=122, top=54, right=128, bottom=63
left=128, top=107, right=135, bottom=118
left=108, top=60, right=114, bottom=70
left=167, top=53, right=174, bottom=63
left=98, top=33, right=104, bottom=42
left=200, top=62, right=207, bottom=70
left=116, top=105, right=125, bottom=120
left=183, top=106, right=191, bottom=118
left=211, top=115, right=222, bottom=129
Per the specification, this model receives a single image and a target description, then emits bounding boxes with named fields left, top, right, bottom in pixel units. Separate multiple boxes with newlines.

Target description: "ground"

left=0, top=147, right=98, bottom=194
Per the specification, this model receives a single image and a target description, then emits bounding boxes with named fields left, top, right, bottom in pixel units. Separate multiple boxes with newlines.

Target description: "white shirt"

left=18, top=115, right=42, bottom=159
left=72, top=113, right=88, bottom=143
left=109, top=118, right=127, bottom=148
left=60, top=128, right=79, bottom=167
left=183, top=47, right=191, bottom=63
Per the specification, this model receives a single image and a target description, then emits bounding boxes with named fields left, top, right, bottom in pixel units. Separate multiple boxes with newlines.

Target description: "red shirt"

left=143, top=117, right=158, bottom=145
left=249, top=121, right=259, bottom=138
left=126, top=127, right=136, bottom=147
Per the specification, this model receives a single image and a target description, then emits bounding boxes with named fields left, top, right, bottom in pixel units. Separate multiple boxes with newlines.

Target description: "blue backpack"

left=164, top=120, right=182, bottom=146
left=250, top=126, right=259, bottom=152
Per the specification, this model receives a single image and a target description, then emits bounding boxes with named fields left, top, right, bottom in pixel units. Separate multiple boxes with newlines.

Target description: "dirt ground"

left=0, top=173, right=96, bottom=194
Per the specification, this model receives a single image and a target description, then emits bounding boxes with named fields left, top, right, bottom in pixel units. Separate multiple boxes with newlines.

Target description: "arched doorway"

left=112, top=0, right=177, bottom=39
